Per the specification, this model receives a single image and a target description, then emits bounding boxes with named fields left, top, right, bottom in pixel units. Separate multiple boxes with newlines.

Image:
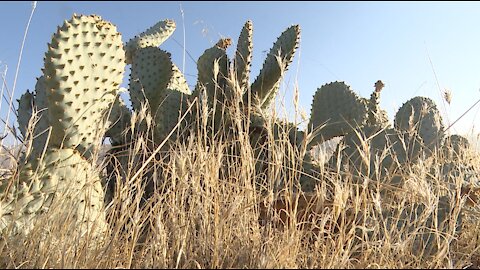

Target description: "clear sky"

left=1, top=1, right=480, bottom=146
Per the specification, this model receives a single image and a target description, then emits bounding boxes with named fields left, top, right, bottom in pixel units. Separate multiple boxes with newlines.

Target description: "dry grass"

left=0, top=88, right=479, bottom=269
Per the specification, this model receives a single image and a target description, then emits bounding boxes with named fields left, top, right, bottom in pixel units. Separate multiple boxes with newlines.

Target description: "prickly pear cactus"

left=194, top=38, right=232, bottom=109
left=308, top=81, right=368, bottom=146
left=328, top=124, right=421, bottom=186
left=383, top=195, right=463, bottom=256
left=234, top=20, right=253, bottom=92
left=436, top=134, right=480, bottom=206
left=2, top=148, right=107, bottom=236
left=129, top=47, right=191, bottom=145
left=105, top=95, right=132, bottom=146
left=394, top=96, right=444, bottom=157
left=320, top=82, right=442, bottom=187
left=43, top=14, right=125, bottom=158
left=17, top=90, right=34, bottom=141
left=441, top=134, right=470, bottom=159
left=125, top=19, right=176, bottom=64
left=366, top=80, right=390, bottom=127
left=17, top=76, right=51, bottom=158
left=8, top=14, right=125, bottom=238
left=249, top=25, right=300, bottom=110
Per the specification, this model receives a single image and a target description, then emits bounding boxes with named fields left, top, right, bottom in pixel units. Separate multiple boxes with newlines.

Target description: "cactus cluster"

left=2, top=14, right=477, bottom=260
left=101, top=19, right=301, bottom=201
left=305, top=80, right=447, bottom=187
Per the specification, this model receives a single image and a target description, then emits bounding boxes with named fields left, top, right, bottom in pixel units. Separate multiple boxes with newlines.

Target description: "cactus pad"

left=125, top=19, right=176, bottom=64
left=394, top=96, right=444, bottom=156
left=105, top=95, right=132, bottom=146
left=234, top=20, right=253, bottom=92
left=194, top=39, right=231, bottom=106
left=3, top=148, right=106, bottom=236
left=308, top=81, right=368, bottom=145
left=17, top=90, right=34, bottom=140
left=129, top=47, right=191, bottom=144
left=250, top=24, right=300, bottom=109
left=43, top=14, right=125, bottom=157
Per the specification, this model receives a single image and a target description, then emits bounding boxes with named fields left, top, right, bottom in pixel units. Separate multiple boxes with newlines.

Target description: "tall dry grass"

left=0, top=76, right=479, bottom=268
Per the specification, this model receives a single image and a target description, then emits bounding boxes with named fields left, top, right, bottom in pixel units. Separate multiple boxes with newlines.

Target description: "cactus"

left=437, top=134, right=480, bottom=206
left=305, top=82, right=440, bottom=188
left=248, top=25, right=300, bottom=110
left=9, top=14, right=125, bottom=237
left=2, top=148, right=107, bottom=235
left=367, top=80, right=390, bottom=127
left=394, top=96, right=444, bottom=157
left=194, top=38, right=232, bottom=107
left=17, top=76, right=51, bottom=158
left=125, top=19, right=176, bottom=64
left=16, top=90, right=34, bottom=141
left=128, top=47, right=191, bottom=145
left=43, top=14, right=125, bottom=158
left=103, top=19, right=192, bottom=206
left=308, top=81, right=368, bottom=146
left=234, top=20, right=253, bottom=92
left=383, top=195, right=463, bottom=256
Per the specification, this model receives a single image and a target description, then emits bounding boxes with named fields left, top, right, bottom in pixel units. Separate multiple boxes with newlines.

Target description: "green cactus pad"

left=31, top=76, right=51, bottom=155
left=130, top=47, right=190, bottom=111
left=43, top=14, right=125, bottom=157
left=194, top=39, right=231, bottom=107
left=3, top=148, right=106, bottom=236
left=394, top=96, right=444, bottom=156
left=441, top=134, right=470, bottom=159
left=125, top=19, right=176, bottom=64
left=17, top=90, right=34, bottom=139
left=153, top=64, right=192, bottom=144
left=17, top=77, right=52, bottom=158
left=250, top=24, right=300, bottom=109
left=308, top=81, right=368, bottom=145
left=129, top=46, right=191, bottom=144
left=234, top=20, right=253, bottom=92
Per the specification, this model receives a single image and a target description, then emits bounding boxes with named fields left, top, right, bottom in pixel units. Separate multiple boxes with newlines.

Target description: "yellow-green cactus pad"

left=2, top=148, right=106, bottom=236
left=308, top=81, right=368, bottom=145
left=43, top=14, right=125, bottom=157
left=125, top=19, right=176, bottom=64
left=129, top=47, right=191, bottom=144
left=250, top=24, right=300, bottom=109
left=194, top=39, right=231, bottom=107
left=234, top=20, right=253, bottom=92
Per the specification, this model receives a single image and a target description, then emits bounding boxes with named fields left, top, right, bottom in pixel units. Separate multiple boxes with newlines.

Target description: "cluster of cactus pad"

left=1, top=13, right=477, bottom=254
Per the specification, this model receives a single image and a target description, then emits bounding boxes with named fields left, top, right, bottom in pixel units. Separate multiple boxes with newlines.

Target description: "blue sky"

left=1, top=1, right=480, bottom=145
